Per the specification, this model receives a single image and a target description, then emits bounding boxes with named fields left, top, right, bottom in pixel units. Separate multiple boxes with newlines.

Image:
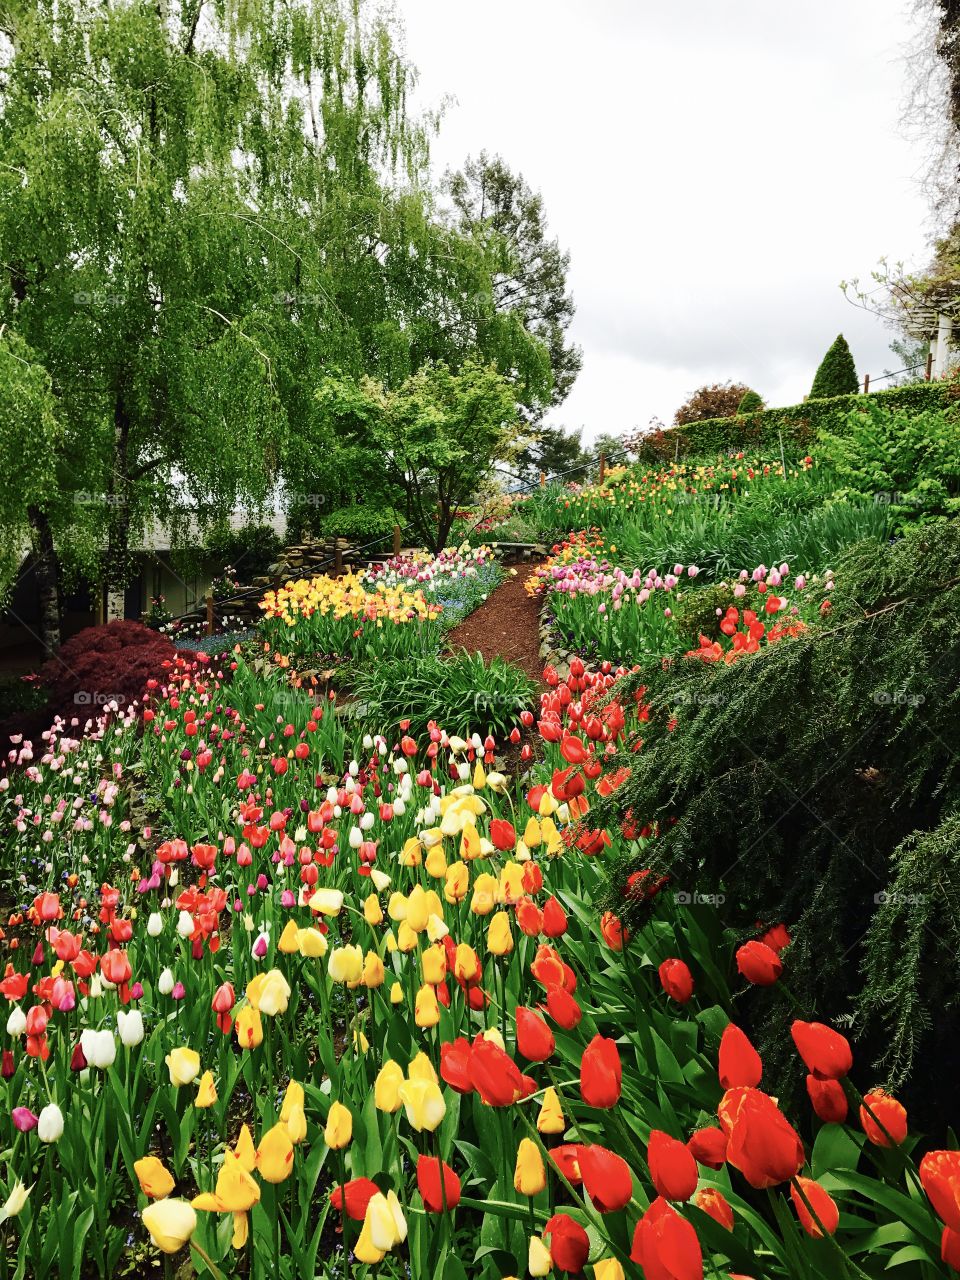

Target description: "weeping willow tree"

left=0, top=0, right=450, bottom=646
left=596, top=522, right=960, bottom=1122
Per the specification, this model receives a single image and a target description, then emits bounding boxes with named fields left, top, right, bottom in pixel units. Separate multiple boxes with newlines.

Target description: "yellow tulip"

left=324, top=1101, right=353, bottom=1149
left=397, top=1078, right=446, bottom=1132
left=472, top=760, right=487, bottom=790
left=499, top=861, right=525, bottom=904
left=424, top=843, right=448, bottom=878
left=415, top=983, right=440, bottom=1028
left=234, top=1124, right=257, bottom=1172
left=514, top=1138, right=546, bottom=1195
left=134, top=1155, right=175, bottom=1200
left=354, top=1215, right=386, bottom=1264
left=540, top=816, right=564, bottom=857
left=444, top=861, right=469, bottom=903
left=470, top=873, right=498, bottom=916
left=235, top=1005, right=263, bottom=1050
left=421, top=943, right=447, bottom=986
left=363, top=893, right=383, bottom=926
left=389, top=980, right=403, bottom=1004
left=353, top=1028, right=369, bottom=1055
left=366, top=1190, right=407, bottom=1252
left=141, top=1199, right=196, bottom=1254
left=247, top=968, right=290, bottom=1015
left=280, top=1080, right=304, bottom=1123
left=375, top=1060, right=404, bottom=1112
left=277, top=919, right=301, bottom=954
left=285, top=1102, right=307, bottom=1144
left=192, top=1150, right=260, bottom=1249
left=537, top=789, right=558, bottom=817
left=362, top=950, right=385, bottom=988
left=328, top=944, right=363, bottom=985
left=195, top=1071, right=218, bottom=1109
left=537, top=1086, right=565, bottom=1135
left=426, top=912, right=449, bottom=942
left=257, top=1122, right=294, bottom=1183
left=388, top=891, right=408, bottom=921
left=594, top=1259, right=626, bottom=1280
left=165, top=1047, right=200, bottom=1087
left=407, top=1051, right=438, bottom=1085
left=396, top=920, right=418, bottom=953
left=406, top=885, right=430, bottom=932
left=528, top=1234, right=553, bottom=1276
left=487, top=911, right=514, bottom=956
left=400, top=836, right=422, bottom=867
left=384, top=931, right=398, bottom=953
left=308, top=887, right=344, bottom=916
left=523, top=817, right=542, bottom=848
left=297, top=927, right=328, bottom=958
left=460, top=824, right=482, bottom=861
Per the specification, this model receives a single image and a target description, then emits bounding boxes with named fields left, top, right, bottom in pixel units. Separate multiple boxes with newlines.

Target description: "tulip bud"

left=117, top=1009, right=145, bottom=1047
left=157, top=968, right=175, bottom=996
left=146, top=912, right=163, bottom=937
left=37, top=1102, right=64, bottom=1143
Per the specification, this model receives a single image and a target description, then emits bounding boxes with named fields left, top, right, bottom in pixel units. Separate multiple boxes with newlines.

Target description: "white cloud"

left=394, top=0, right=934, bottom=439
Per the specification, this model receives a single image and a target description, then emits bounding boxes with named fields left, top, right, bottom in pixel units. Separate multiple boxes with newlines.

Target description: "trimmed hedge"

left=635, top=380, right=960, bottom=462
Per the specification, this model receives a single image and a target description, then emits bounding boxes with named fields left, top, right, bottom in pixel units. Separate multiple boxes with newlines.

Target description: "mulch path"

left=445, top=568, right=544, bottom=683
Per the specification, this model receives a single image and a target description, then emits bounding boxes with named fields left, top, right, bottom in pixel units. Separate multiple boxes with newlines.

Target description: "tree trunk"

left=105, top=392, right=134, bottom=614
left=27, top=505, right=61, bottom=657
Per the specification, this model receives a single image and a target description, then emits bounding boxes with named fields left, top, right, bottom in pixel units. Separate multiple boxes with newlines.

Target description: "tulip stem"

left=787, top=1180, right=873, bottom=1280
left=190, top=1239, right=228, bottom=1280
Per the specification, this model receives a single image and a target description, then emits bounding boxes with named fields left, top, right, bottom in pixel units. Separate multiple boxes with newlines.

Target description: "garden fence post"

left=206, top=593, right=214, bottom=637
left=539, top=471, right=545, bottom=487
left=334, top=545, right=343, bottom=575
left=599, top=452, right=606, bottom=483
left=926, top=351, right=934, bottom=381
left=393, top=524, right=402, bottom=556
left=863, top=374, right=870, bottom=394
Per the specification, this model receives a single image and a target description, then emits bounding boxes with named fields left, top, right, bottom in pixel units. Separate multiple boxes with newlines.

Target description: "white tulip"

left=37, top=1103, right=64, bottom=1143
left=158, top=967, right=175, bottom=996
left=146, top=912, right=164, bottom=937
left=5, top=1006, right=26, bottom=1037
left=176, top=910, right=194, bottom=937
left=80, top=1028, right=116, bottom=1070
left=117, top=1009, right=145, bottom=1047
left=348, top=826, right=363, bottom=849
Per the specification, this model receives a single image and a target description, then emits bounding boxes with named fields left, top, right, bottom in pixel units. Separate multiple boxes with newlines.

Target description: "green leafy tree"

left=515, top=424, right=593, bottom=485
left=445, top=152, right=580, bottom=421
left=736, top=388, right=765, bottom=414
left=314, top=361, right=521, bottom=551
left=810, top=334, right=859, bottom=399
left=0, top=0, right=431, bottom=650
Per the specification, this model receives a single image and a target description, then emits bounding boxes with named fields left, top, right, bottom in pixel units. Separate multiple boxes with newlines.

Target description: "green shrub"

left=349, top=651, right=536, bottom=740
left=632, top=379, right=957, bottom=462
left=736, top=388, right=764, bottom=415
left=597, top=521, right=960, bottom=1121
left=319, top=503, right=401, bottom=545
left=204, top=522, right=283, bottom=578
left=818, top=398, right=960, bottom=525
left=810, top=333, right=858, bottom=399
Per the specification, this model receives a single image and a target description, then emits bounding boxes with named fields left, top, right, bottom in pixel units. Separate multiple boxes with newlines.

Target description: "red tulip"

left=648, top=1129, right=698, bottom=1201
left=806, top=1075, right=848, bottom=1124
left=439, top=1038, right=473, bottom=1094
left=687, top=1127, right=728, bottom=1170
left=718, top=1024, right=762, bottom=1089
left=490, top=819, right=516, bottom=851
left=580, top=1035, right=622, bottom=1108
left=577, top=1144, right=633, bottom=1212
left=546, top=985, right=582, bottom=1030
left=695, top=1187, right=734, bottom=1230
left=790, top=1176, right=839, bottom=1237
left=469, top=1036, right=525, bottom=1106
left=921, top=1150, right=960, bottom=1233
left=659, top=958, right=694, bottom=1004
left=790, top=1020, right=853, bottom=1080
left=548, top=1144, right=583, bottom=1185
left=542, top=896, right=568, bottom=937
left=515, top=899, right=543, bottom=937
left=631, top=1196, right=703, bottom=1280
left=515, top=1006, right=555, bottom=1062
left=735, top=941, right=782, bottom=986
left=600, top=911, right=628, bottom=951
left=543, top=1213, right=590, bottom=1273
left=943, top=1226, right=960, bottom=1271
left=330, top=1177, right=380, bottom=1221
left=416, top=1156, right=461, bottom=1213
left=759, top=922, right=791, bottom=953
left=723, top=1088, right=804, bottom=1189
left=859, top=1090, right=908, bottom=1147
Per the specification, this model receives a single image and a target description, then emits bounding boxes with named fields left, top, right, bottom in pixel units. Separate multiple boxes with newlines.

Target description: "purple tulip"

left=12, top=1106, right=38, bottom=1132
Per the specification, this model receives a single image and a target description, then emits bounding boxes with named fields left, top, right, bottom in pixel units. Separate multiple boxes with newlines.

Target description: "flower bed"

left=0, top=641, right=956, bottom=1279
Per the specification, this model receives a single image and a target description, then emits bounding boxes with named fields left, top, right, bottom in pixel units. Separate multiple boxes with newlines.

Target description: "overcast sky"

left=394, top=0, right=936, bottom=441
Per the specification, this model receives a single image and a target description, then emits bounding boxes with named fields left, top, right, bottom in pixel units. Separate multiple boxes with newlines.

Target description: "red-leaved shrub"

left=39, top=621, right=177, bottom=722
